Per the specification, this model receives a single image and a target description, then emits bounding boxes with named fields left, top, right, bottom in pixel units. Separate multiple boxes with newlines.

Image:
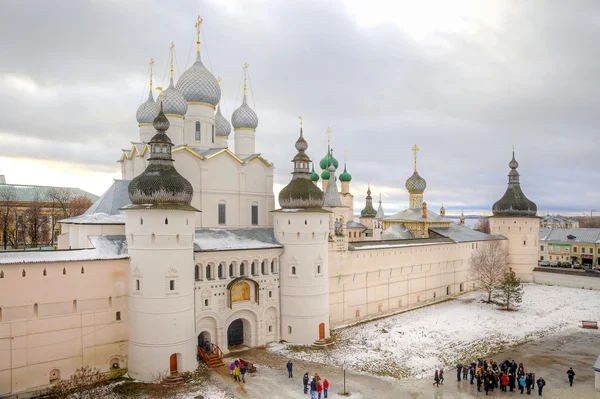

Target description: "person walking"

left=536, top=377, right=545, bottom=396
left=229, top=361, right=235, bottom=377
left=456, top=363, right=463, bottom=381
left=240, top=363, right=247, bottom=383
left=567, top=368, right=575, bottom=387
left=463, top=364, right=469, bottom=380
left=508, top=369, right=516, bottom=392
left=526, top=373, right=533, bottom=395
left=317, top=379, right=323, bottom=399
left=323, top=378, right=329, bottom=398
left=439, top=368, right=444, bottom=385
left=519, top=375, right=526, bottom=394
left=433, top=369, right=440, bottom=387
left=470, top=364, right=475, bottom=385
left=287, top=360, right=294, bottom=378
left=310, top=377, right=317, bottom=399
left=303, top=372, right=309, bottom=394
left=233, top=364, right=241, bottom=382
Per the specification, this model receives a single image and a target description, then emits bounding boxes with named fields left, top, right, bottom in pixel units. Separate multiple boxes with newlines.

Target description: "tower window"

left=218, top=202, right=226, bottom=225
left=206, top=264, right=212, bottom=280
left=251, top=204, right=259, bottom=225
left=116, top=311, right=121, bottom=321
left=291, top=266, right=296, bottom=275
left=212, top=125, right=215, bottom=143
left=169, top=280, right=175, bottom=290
left=22, top=269, right=26, bottom=277
left=268, top=325, right=273, bottom=332
left=0, top=271, right=3, bottom=278
left=218, top=264, right=224, bottom=279
left=43, top=268, right=47, bottom=276
left=229, top=263, right=234, bottom=278
left=136, top=279, right=140, bottom=291
left=204, top=299, right=209, bottom=307
left=195, top=121, right=201, bottom=141
left=81, top=267, right=84, bottom=274
left=240, top=262, right=246, bottom=276
left=63, top=268, right=66, bottom=275
left=195, top=265, right=200, bottom=281
left=268, top=290, right=272, bottom=298
left=288, top=326, right=292, bottom=334
left=165, top=218, right=168, bottom=225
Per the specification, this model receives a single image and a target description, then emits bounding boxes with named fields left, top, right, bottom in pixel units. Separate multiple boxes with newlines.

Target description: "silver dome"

left=136, top=90, right=160, bottom=124
left=231, top=95, right=258, bottom=130
left=176, top=53, right=221, bottom=106
left=215, top=104, right=232, bottom=137
left=160, top=78, right=188, bottom=117
left=405, top=171, right=427, bottom=193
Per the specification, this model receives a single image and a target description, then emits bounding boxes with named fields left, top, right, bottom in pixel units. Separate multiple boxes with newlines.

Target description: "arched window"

left=218, top=201, right=226, bottom=225
left=0, top=270, right=3, bottom=278
left=195, top=121, right=201, bottom=141
left=72, top=300, right=77, bottom=313
left=109, top=296, right=112, bottom=307
left=291, top=266, right=296, bottom=275
left=194, top=265, right=200, bottom=281
left=251, top=262, right=256, bottom=276
left=165, top=218, right=168, bottom=225
left=355, top=310, right=360, bottom=318
left=116, top=311, right=121, bottom=321
left=136, top=279, right=140, bottom=291
left=229, top=263, right=234, bottom=278
left=270, top=260, right=275, bottom=274
left=63, top=268, right=66, bottom=275
left=218, top=264, right=224, bottom=279
left=169, top=280, right=175, bottom=290
left=212, top=125, right=215, bottom=143
left=22, top=269, right=26, bottom=277
left=268, top=291, right=272, bottom=298
left=288, top=326, right=292, bottom=334
left=43, top=268, right=47, bottom=276
left=33, top=303, right=38, bottom=318
left=206, top=265, right=212, bottom=280
left=261, top=261, right=266, bottom=275
left=140, top=217, right=143, bottom=225
left=240, top=262, right=246, bottom=276
left=81, top=267, right=84, bottom=274
left=0, top=307, right=3, bottom=323
left=151, top=233, right=155, bottom=245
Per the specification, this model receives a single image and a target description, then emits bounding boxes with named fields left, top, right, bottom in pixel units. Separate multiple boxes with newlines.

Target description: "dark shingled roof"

left=360, top=187, right=377, bottom=218
left=492, top=152, right=537, bottom=217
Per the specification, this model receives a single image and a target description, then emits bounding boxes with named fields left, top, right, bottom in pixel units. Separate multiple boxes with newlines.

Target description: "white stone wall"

left=58, top=224, right=126, bottom=250
left=489, top=217, right=540, bottom=282
left=183, top=104, right=216, bottom=148
left=0, top=259, right=128, bottom=395
left=274, top=211, right=331, bottom=344
left=125, top=208, right=196, bottom=382
left=234, top=129, right=255, bottom=159
left=165, top=115, right=185, bottom=145
left=533, top=270, right=600, bottom=290
left=327, top=240, right=497, bottom=327
left=193, top=248, right=283, bottom=353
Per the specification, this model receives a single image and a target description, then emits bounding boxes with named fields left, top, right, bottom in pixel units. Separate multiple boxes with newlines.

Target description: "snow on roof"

left=0, top=235, right=128, bottom=265
left=430, top=224, right=502, bottom=243
left=59, top=212, right=126, bottom=225
left=60, top=179, right=130, bottom=225
left=346, top=221, right=367, bottom=229
left=539, top=228, right=600, bottom=243
left=194, top=228, right=283, bottom=252
left=381, top=224, right=413, bottom=240
left=382, top=208, right=451, bottom=223
left=350, top=237, right=454, bottom=250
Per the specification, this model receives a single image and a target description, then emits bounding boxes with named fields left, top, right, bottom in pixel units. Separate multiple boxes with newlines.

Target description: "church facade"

left=0, top=17, right=539, bottom=395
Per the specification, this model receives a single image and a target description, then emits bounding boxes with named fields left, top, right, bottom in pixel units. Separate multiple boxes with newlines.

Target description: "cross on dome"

left=412, top=144, right=419, bottom=171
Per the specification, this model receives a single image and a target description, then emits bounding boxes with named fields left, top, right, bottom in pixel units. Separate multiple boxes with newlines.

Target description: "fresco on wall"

left=231, top=281, right=251, bottom=303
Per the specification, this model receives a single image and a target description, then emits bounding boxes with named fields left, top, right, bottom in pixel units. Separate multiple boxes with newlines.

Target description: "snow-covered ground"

left=270, top=284, right=600, bottom=378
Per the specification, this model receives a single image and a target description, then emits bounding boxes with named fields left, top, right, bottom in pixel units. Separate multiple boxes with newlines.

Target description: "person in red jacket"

left=323, top=379, right=329, bottom=398
left=501, top=373, right=508, bottom=392
left=317, top=380, right=323, bottom=399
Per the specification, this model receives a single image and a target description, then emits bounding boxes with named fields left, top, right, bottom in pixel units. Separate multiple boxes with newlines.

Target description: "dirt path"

left=207, top=328, right=600, bottom=398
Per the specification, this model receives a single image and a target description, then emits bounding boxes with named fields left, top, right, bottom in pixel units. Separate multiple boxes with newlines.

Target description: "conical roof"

left=323, top=164, right=343, bottom=207
left=492, top=151, right=537, bottom=217
left=360, top=186, right=377, bottom=218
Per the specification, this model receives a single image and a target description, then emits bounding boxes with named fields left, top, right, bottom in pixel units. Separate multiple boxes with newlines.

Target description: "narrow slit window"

left=116, top=311, right=121, bottom=321
left=169, top=280, right=175, bottom=291
left=195, top=121, right=201, bottom=141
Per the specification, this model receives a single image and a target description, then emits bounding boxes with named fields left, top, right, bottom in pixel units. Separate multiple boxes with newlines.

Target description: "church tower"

left=405, top=144, right=427, bottom=209
left=124, top=106, right=198, bottom=381
left=136, top=58, right=160, bottom=143
left=489, top=149, right=539, bottom=282
left=159, top=43, right=187, bottom=145
left=177, top=17, right=221, bottom=148
left=232, top=63, right=259, bottom=158
left=273, top=119, right=330, bottom=344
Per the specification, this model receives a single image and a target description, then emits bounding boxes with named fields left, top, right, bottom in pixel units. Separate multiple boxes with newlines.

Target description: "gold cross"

left=298, top=116, right=303, bottom=128
left=326, top=127, right=332, bottom=144
left=169, top=42, right=174, bottom=78
left=243, top=63, right=248, bottom=95
left=149, top=58, right=154, bottom=90
left=196, top=16, right=203, bottom=50
left=412, top=144, right=419, bottom=171
left=344, top=149, right=347, bottom=163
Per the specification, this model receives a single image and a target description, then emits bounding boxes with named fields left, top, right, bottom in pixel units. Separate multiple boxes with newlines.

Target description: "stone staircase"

left=163, top=372, right=185, bottom=387
left=314, top=337, right=335, bottom=346
left=198, top=343, right=225, bottom=368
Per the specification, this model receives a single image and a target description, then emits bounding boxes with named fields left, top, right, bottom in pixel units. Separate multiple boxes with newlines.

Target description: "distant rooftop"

left=539, top=228, right=600, bottom=243
left=0, top=177, right=98, bottom=204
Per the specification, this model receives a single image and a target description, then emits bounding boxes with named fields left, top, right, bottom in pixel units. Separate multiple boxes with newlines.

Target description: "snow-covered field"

left=270, top=284, right=600, bottom=378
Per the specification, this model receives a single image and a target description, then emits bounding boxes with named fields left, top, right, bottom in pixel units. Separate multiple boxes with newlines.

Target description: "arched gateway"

left=227, top=319, right=244, bottom=347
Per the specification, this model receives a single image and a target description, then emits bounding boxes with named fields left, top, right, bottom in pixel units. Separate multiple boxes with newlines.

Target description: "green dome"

left=319, top=147, right=339, bottom=170
left=321, top=168, right=330, bottom=180
left=339, top=163, right=352, bottom=182
left=310, top=163, right=319, bottom=182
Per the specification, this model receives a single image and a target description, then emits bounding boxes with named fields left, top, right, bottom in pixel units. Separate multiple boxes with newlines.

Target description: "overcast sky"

left=1, top=0, right=598, bottom=216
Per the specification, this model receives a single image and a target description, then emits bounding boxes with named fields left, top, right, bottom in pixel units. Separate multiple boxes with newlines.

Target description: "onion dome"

left=319, top=147, right=339, bottom=170
left=136, top=90, right=160, bottom=125
left=176, top=52, right=221, bottom=106
left=310, top=162, right=319, bottom=182
left=231, top=94, right=258, bottom=130
left=360, top=186, right=377, bottom=218
left=215, top=104, right=232, bottom=137
left=160, top=77, right=188, bottom=117
left=128, top=105, right=194, bottom=207
left=492, top=150, right=537, bottom=217
left=339, top=162, right=352, bottom=182
left=279, top=128, right=324, bottom=209
left=405, top=171, right=427, bottom=193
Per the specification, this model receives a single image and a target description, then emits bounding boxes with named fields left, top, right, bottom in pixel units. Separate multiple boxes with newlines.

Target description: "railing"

left=197, top=343, right=224, bottom=365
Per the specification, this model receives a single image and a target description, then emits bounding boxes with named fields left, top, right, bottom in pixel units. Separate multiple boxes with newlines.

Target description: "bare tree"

left=473, top=217, right=491, bottom=234
left=47, top=365, right=106, bottom=399
left=469, top=240, right=508, bottom=303
left=23, top=194, right=46, bottom=248
left=47, top=189, right=92, bottom=244
left=0, top=185, right=16, bottom=250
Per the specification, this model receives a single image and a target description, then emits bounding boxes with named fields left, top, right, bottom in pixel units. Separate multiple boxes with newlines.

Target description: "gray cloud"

left=0, top=0, right=598, bottom=214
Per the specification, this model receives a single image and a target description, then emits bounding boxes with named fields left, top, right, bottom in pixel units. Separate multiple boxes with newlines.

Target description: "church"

left=0, top=17, right=539, bottom=395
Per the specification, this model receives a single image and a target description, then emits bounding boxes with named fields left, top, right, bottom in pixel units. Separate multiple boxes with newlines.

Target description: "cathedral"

left=0, top=17, right=539, bottom=395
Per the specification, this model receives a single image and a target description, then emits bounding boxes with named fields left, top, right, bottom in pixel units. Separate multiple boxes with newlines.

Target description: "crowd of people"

left=433, top=358, right=578, bottom=396
left=229, top=359, right=248, bottom=383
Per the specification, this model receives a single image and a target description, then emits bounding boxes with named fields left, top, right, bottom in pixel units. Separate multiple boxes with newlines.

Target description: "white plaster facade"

left=489, top=217, right=540, bottom=282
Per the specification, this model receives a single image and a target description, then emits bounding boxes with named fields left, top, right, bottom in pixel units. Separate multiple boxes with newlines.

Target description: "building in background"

left=0, top=176, right=98, bottom=249
left=539, top=228, right=600, bottom=266
left=540, top=214, right=580, bottom=229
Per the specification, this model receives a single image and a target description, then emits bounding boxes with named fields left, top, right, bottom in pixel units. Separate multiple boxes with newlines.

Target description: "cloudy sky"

left=1, top=0, right=598, bottom=216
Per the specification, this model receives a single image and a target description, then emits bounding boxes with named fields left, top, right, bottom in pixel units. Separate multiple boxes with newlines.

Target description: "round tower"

left=489, top=149, right=539, bottom=282
left=273, top=119, right=330, bottom=344
left=177, top=17, right=220, bottom=148
left=232, top=63, right=258, bottom=159
left=124, top=106, right=199, bottom=381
